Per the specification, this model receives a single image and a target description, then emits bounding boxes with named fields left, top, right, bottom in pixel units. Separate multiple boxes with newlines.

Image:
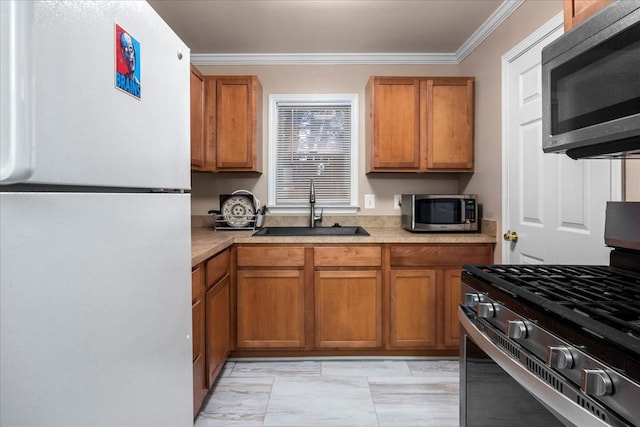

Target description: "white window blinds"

left=269, top=95, right=358, bottom=210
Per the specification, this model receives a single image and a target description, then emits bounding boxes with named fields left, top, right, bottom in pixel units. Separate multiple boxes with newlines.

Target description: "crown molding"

left=455, top=0, right=525, bottom=63
left=191, top=52, right=460, bottom=65
left=190, top=0, right=525, bottom=66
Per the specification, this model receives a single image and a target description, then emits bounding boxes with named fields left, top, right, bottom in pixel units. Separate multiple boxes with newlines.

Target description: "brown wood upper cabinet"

left=366, top=76, right=474, bottom=172
left=564, top=0, right=611, bottom=31
left=190, top=65, right=205, bottom=169
left=191, top=74, right=262, bottom=172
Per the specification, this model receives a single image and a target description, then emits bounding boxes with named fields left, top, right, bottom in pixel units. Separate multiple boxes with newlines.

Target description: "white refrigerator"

left=1, top=1, right=193, bottom=426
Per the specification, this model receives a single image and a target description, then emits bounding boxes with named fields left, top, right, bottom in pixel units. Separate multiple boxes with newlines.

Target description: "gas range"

left=464, top=264, right=640, bottom=381
left=459, top=202, right=640, bottom=427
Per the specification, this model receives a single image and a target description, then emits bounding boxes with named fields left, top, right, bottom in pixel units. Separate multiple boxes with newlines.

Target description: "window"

left=268, top=94, right=358, bottom=213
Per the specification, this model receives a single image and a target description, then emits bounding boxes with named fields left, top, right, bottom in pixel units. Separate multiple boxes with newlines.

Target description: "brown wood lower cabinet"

left=204, top=249, right=231, bottom=386
left=191, top=264, right=207, bottom=417
left=236, top=269, right=305, bottom=349
left=442, top=269, right=462, bottom=348
left=228, top=242, right=492, bottom=358
left=192, top=248, right=231, bottom=418
left=388, top=269, right=437, bottom=349
left=387, top=244, right=493, bottom=351
left=315, top=270, right=382, bottom=349
left=205, top=275, right=230, bottom=386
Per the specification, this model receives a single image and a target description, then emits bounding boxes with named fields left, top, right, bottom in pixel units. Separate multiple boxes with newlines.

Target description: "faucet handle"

left=312, top=207, right=323, bottom=225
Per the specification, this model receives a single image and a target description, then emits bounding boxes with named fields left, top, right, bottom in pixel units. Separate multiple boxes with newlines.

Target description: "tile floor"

left=194, top=359, right=459, bottom=427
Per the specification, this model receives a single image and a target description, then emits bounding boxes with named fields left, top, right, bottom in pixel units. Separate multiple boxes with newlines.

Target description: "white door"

left=502, top=14, right=621, bottom=265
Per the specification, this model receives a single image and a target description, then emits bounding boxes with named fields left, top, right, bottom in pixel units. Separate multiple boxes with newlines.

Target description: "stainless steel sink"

left=252, top=226, right=369, bottom=236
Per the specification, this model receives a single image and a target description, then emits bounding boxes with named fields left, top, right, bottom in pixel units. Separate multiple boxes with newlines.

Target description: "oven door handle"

left=458, top=307, right=613, bottom=427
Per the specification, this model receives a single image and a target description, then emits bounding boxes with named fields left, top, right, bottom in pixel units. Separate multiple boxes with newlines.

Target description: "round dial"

left=221, top=195, right=255, bottom=228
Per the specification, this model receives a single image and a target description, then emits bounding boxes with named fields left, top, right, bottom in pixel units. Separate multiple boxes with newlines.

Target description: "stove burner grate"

left=465, top=264, right=640, bottom=355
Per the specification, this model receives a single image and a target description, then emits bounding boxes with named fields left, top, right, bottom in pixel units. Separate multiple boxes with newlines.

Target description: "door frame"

left=500, top=12, right=622, bottom=262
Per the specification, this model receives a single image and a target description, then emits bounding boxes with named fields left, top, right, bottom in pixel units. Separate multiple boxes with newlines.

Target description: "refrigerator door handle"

left=1, top=0, right=35, bottom=184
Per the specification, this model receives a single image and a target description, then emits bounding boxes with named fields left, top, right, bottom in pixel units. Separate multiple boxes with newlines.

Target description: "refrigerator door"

left=0, top=1, right=190, bottom=189
left=0, top=1, right=35, bottom=183
left=0, top=192, right=192, bottom=427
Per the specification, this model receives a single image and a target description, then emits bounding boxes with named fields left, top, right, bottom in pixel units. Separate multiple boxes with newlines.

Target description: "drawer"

left=314, top=246, right=382, bottom=267
left=390, top=244, right=492, bottom=267
left=206, top=249, right=229, bottom=288
left=237, top=246, right=305, bottom=267
left=191, top=264, right=205, bottom=302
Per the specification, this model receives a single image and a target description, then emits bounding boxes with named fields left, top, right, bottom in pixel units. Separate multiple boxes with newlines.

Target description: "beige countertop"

left=192, top=225, right=497, bottom=266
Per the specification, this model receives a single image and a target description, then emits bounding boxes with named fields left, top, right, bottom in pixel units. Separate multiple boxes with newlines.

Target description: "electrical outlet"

left=394, top=195, right=402, bottom=210
left=364, top=194, right=375, bottom=209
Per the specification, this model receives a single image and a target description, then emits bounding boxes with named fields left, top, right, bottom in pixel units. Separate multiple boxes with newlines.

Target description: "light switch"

left=364, top=194, right=375, bottom=209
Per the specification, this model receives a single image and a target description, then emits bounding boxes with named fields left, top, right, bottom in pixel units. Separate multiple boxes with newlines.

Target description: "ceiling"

left=148, top=0, right=521, bottom=65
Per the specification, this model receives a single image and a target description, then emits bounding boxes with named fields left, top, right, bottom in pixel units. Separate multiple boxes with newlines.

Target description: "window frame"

left=267, top=93, right=359, bottom=214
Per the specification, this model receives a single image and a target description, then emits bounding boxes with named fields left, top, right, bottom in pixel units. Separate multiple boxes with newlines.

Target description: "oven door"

left=459, top=307, right=613, bottom=427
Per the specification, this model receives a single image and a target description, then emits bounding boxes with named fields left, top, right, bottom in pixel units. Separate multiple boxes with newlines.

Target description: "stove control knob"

left=581, top=369, right=613, bottom=396
left=477, top=302, right=496, bottom=318
left=546, top=346, right=574, bottom=369
left=506, top=320, right=528, bottom=339
left=465, top=293, right=480, bottom=308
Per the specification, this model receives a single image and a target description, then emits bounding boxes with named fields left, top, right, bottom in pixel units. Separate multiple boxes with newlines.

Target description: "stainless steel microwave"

left=400, top=194, right=478, bottom=232
left=541, top=1, right=640, bottom=159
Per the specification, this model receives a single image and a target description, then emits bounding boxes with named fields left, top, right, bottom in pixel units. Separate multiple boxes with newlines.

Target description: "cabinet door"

left=201, top=77, right=218, bottom=170
left=190, top=66, right=205, bottom=169
left=216, top=77, right=260, bottom=171
left=191, top=264, right=207, bottom=417
left=388, top=269, right=437, bottom=349
left=315, top=270, right=382, bottom=348
left=564, top=0, right=611, bottom=31
left=368, top=78, right=422, bottom=171
left=206, top=275, right=230, bottom=387
left=442, top=269, right=462, bottom=348
left=426, top=78, right=474, bottom=171
left=236, top=269, right=305, bottom=349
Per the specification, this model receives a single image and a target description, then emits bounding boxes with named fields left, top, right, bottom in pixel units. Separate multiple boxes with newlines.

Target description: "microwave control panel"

left=465, top=199, right=476, bottom=223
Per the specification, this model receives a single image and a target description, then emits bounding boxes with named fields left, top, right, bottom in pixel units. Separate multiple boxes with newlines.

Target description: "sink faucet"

left=309, top=179, right=323, bottom=228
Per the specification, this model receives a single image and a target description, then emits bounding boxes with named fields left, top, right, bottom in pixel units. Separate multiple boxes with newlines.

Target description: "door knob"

left=503, top=230, right=519, bottom=242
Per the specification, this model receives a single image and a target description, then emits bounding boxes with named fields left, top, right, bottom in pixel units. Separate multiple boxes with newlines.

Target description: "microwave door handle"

left=460, top=199, right=466, bottom=223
